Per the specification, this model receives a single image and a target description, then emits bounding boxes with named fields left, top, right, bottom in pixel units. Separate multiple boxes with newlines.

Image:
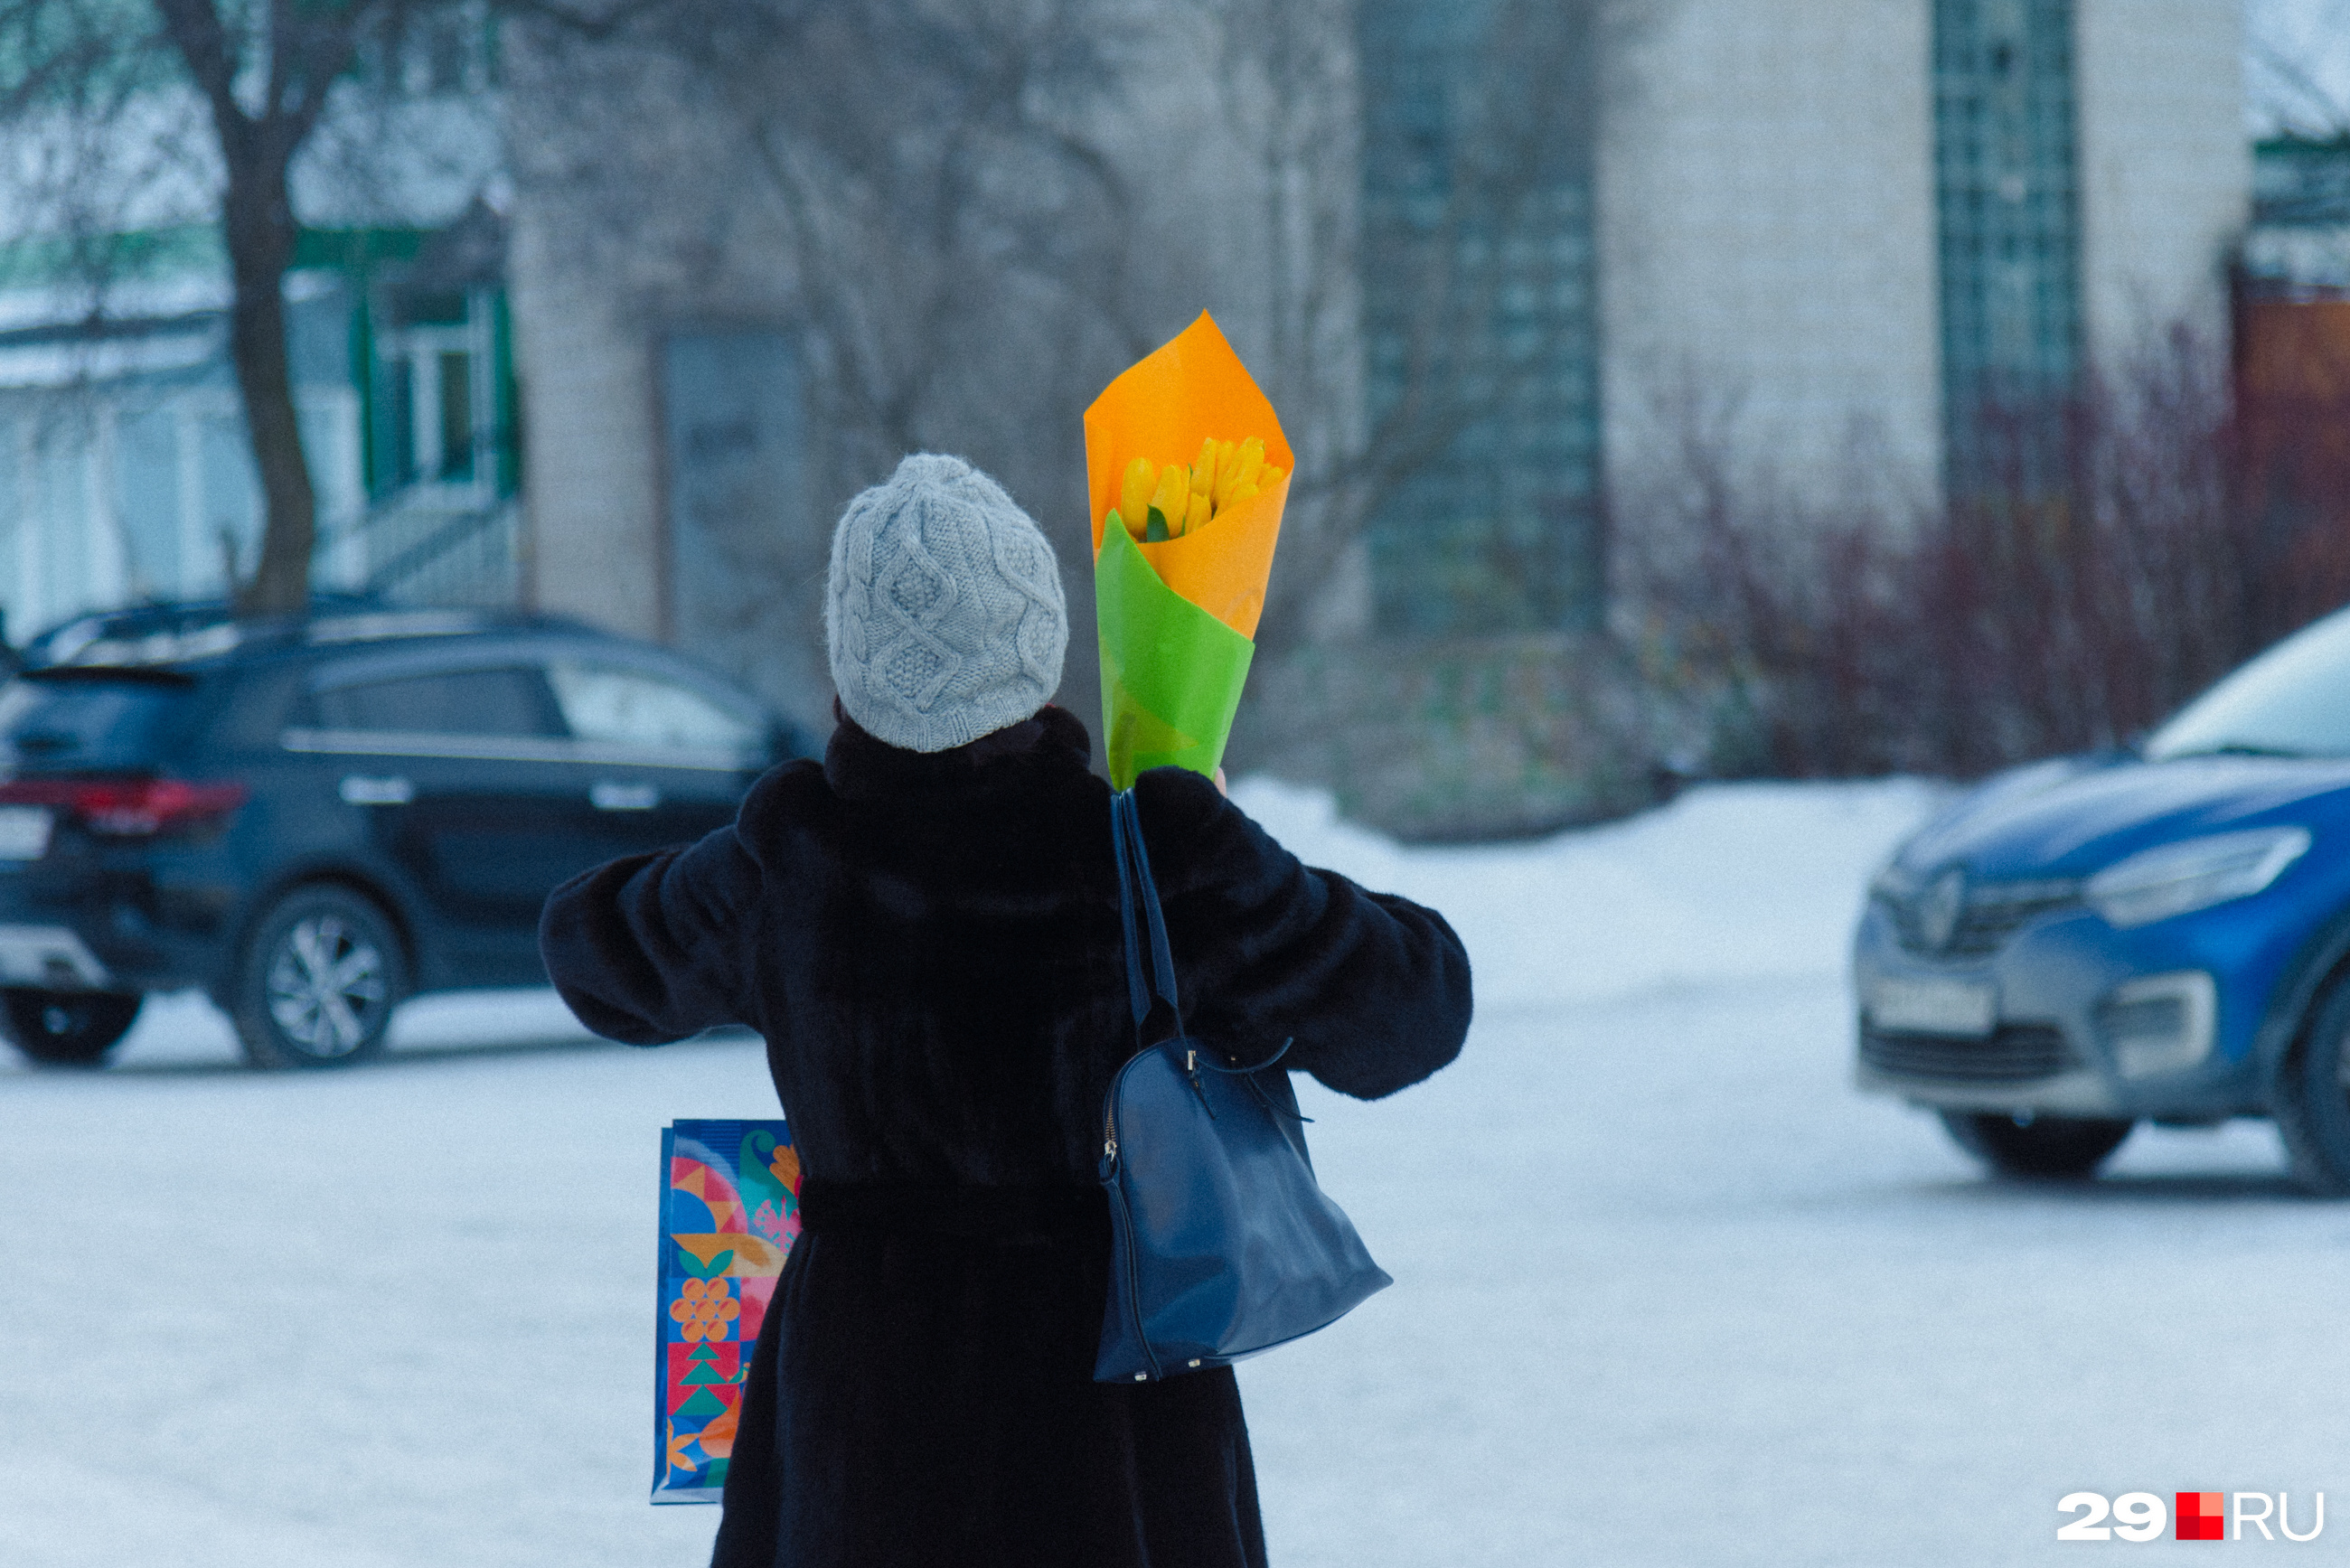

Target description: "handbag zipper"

left=1103, top=1173, right=1161, bottom=1382
left=1099, top=1053, right=1161, bottom=1382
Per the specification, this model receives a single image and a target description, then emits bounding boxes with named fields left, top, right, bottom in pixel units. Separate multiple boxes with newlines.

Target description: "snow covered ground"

left=7, top=777, right=2348, bottom=1566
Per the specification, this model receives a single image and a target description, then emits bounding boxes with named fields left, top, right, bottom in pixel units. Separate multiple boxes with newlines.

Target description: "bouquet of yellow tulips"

left=1110, top=436, right=1286, bottom=544
left=1085, top=314, right=1292, bottom=788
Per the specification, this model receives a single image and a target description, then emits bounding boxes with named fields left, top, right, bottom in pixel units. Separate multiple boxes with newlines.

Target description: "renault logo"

left=1918, top=869, right=1967, bottom=952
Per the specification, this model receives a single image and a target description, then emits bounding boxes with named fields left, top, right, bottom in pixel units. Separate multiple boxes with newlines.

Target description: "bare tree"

left=0, top=0, right=622, bottom=615
left=2248, top=0, right=2350, bottom=139
left=501, top=0, right=1621, bottom=804
left=508, top=0, right=1227, bottom=732
left=1613, top=318, right=2350, bottom=780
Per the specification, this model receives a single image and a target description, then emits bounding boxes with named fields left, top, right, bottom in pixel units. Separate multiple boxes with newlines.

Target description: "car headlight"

left=2085, top=827, right=2312, bottom=930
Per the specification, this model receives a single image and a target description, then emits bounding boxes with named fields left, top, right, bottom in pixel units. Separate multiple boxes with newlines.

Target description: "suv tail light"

left=0, top=776, right=249, bottom=837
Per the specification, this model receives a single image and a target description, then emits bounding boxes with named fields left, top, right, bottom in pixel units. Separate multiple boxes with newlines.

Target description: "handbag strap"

left=1108, top=792, right=1301, bottom=1113
left=1109, top=789, right=1181, bottom=1037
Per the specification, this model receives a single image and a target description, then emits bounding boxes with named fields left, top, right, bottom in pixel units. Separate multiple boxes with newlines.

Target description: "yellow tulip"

left=1210, top=440, right=1244, bottom=509
left=1120, top=457, right=1157, bottom=530
left=1150, top=464, right=1190, bottom=530
left=1146, top=460, right=1193, bottom=540
left=1235, top=437, right=1264, bottom=494
left=1113, top=432, right=1281, bottom=546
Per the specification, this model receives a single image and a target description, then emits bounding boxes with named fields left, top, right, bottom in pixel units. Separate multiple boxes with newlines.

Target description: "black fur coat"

left=540, top=705, right=1472, bottom=1568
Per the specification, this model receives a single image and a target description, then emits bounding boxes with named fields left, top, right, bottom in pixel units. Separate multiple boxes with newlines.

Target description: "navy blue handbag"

left=1094, top=788, right=1392, bottom=1384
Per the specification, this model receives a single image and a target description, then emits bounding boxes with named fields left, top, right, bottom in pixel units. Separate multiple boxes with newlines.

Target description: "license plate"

left=0, top=806, right=52, bottom=861
left=1866, top=974, right=1997, bottom=1038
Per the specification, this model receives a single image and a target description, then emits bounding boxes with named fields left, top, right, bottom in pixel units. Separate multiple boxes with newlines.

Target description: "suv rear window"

left=0, top=672, right=199, bottom=772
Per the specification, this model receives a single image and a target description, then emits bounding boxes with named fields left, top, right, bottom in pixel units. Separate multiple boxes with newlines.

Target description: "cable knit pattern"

left=825, top=453, right=1067, bottom=752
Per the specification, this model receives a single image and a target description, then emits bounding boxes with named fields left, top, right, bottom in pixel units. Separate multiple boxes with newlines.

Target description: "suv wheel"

left=1939, top=1111, right=2136, bottom=1179
left=0, top=989, right=142, bottom=1066
left=2276, top=978, right=2350, bottom=1195
left=232, top=886, right=409, bottom=1070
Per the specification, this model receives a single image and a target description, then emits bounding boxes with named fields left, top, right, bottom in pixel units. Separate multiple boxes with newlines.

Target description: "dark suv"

left=0, top=604, right=804, bottom=1069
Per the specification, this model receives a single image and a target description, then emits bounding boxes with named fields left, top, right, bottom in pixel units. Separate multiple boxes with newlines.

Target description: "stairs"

left=318, top=488, right=522, bottom=608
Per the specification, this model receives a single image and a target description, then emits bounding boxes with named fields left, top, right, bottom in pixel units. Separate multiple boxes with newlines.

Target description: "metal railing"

left=316, top=486, right=522, bottom=608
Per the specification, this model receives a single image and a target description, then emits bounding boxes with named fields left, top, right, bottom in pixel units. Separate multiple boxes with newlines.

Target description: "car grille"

left=1883, top=878, right=2083, bottom=958
left=1860, top=1023, right=2074, bottom=1082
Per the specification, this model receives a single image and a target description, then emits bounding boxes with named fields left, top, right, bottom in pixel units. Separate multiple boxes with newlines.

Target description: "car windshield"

left=2147, top=608, right=2350, bottom=761
left=0, top=671, right=198, bottom=772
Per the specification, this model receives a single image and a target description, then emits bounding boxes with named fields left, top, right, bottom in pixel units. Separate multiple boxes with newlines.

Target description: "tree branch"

left=151, top=0, right=246, bottom=134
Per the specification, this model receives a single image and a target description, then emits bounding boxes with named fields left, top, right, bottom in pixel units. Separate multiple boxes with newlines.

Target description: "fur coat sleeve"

left=539, top=740, right=1471, bottom=1104
left=533, top=767, right=792, bottom=1046
left=1129, top=765, right=1471, bottom=1099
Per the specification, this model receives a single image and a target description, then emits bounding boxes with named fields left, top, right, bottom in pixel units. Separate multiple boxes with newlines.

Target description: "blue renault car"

left=1856, top=606, right=2350, bottom=1191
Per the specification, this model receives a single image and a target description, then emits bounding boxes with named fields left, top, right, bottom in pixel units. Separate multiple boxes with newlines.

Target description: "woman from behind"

left=540, top=453, right=1472, bottom=1568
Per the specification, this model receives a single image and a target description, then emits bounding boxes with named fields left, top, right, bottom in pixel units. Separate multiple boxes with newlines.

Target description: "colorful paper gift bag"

left=652, top=1118, right=802, bottom=1504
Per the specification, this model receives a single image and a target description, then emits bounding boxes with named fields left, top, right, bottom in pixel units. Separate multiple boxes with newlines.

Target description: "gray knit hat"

left=823, top=454, right=1067, bottom=753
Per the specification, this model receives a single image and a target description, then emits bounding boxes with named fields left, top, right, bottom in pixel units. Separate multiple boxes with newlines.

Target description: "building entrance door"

left=661, top=331, right=824, bottom=737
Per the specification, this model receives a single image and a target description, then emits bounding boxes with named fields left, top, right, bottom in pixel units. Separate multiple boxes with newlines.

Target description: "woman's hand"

left=1214, top=766, right=1227, bottom=797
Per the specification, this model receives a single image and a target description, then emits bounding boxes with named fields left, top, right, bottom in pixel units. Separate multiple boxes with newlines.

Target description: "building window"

left=369, top=286, right=503, bottom=496
left=1932, top=0, right=2082, bottom=491
left=1358, top=0, right=1603, bottom=636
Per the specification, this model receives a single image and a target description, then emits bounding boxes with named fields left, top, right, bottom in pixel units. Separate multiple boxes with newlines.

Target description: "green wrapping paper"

left=1095, top=520, right=1255, bottom=789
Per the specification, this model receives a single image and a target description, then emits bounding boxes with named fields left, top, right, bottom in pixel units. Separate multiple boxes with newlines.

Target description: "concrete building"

left=1353, top=0, right=2248, bottom=642
left=1345, top=0, right=2250, bottom=642
left=1322, top=0, right=2250, bottom=831
left=501, top=2, right=1361, bottom=739
left=0, top=3, right=2252, bottom=829
left=1596, top=0, right=1946, bottom=508
left=1593, top=0, right=2245, bottom=521
left=501, top=1, right=2251, bottom=662
left=488, top=0, right=2253, bottom=829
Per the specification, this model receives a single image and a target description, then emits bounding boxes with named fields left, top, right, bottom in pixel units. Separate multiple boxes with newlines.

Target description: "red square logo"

left=2176, top=1492, right=2225, bottom=1541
